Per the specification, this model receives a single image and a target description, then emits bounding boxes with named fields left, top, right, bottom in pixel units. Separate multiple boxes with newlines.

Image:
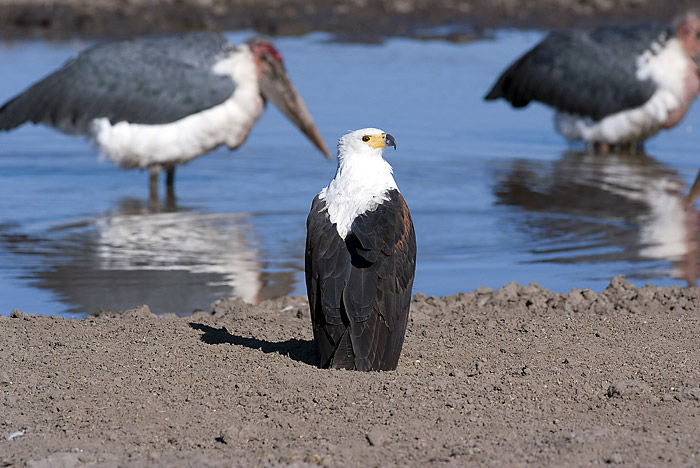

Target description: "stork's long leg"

left=149, top=166, right=161, bottom=200
left=166, top=167, right=176, bottom=201
left=593, top=141, right=611, bottom=154
left=687, top=168, right=700, bottom=208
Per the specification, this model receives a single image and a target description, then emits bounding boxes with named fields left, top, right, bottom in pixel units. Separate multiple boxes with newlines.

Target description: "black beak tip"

left=385, top=133, right=397, bottom=150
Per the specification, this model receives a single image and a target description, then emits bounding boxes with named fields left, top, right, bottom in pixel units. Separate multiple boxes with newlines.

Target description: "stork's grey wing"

left=0, top=32, right=237, bottom=135
left=485, top=26, right=663, bottom=120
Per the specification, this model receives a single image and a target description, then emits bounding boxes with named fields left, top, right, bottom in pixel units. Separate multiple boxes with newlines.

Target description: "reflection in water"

left=5, top=33, right=700, bottom=314
left=494, top=151, right=698, bottom=286
left=1, top=198, right=295, bottom=316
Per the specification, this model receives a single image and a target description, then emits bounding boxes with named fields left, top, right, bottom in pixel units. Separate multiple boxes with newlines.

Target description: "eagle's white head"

left=337, top=127, right=397, bottom=162
left=320, top=128, right=399, bottom=238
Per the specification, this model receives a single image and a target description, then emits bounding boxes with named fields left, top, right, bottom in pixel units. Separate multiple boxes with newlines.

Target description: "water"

left=2, top=31, right=700, bottom=318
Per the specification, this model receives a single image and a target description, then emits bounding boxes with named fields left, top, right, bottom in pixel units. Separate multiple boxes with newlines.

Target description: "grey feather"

left=0, top=32, right=237, bottom=134
left=485, top=25, right=668, bottom=120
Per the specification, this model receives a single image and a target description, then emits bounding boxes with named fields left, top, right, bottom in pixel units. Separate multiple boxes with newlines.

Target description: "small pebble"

left=604, top=453, right=623, bottom=464
left=366, top=428, right=388, bottom=447
left=3, top=429, right=25, bottom=441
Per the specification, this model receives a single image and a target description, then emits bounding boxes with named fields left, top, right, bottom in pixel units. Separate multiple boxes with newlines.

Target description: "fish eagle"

left=305, top=128, right=416, bottom=371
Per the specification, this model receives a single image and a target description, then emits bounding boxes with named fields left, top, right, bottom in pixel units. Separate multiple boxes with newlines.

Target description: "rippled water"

left=2, top=31, right=700, bottom=317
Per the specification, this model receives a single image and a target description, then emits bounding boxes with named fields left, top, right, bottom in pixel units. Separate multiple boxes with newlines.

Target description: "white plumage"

left=319, top=128, right=398, bottom=239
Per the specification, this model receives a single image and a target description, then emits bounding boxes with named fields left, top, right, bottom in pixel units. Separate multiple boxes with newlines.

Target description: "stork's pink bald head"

left=675, top=12, right=700, bottom=60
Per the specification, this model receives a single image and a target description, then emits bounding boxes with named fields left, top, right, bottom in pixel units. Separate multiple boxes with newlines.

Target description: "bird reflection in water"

left=494, top=151, right=699, bottom=286
left=14, top=197, right=295, bottom=316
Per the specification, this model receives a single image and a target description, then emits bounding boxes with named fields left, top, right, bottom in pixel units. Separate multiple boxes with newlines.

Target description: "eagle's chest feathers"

left=319, top=156, right=397, bottom=239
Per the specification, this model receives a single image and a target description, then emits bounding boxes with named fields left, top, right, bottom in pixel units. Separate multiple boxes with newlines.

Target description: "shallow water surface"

left=2, top=31, right=700, bottom=317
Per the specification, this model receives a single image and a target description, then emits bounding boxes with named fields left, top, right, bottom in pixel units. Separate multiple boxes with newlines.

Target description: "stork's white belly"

left=554, top=87, right=680, bottom=143
left=90, top=90, right=264, bottom=169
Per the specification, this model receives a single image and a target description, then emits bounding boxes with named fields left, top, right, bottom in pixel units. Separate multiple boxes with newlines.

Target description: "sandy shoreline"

left=0, top=0, right=698, bottom=40
left=2, top=276, right=699, bottom=467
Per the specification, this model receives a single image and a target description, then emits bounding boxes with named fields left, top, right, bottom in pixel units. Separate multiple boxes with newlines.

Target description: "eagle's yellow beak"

left=366, top=133, right=397, bottom=150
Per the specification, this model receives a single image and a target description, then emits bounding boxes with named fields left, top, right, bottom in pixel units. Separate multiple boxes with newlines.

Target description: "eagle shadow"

left=189, top=322, right=316, bottom=366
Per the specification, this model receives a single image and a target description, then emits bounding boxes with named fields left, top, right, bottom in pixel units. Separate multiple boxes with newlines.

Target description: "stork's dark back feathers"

left=485, top=25, right=665, bottom=120
left=0, top=32, right=237, bottom=135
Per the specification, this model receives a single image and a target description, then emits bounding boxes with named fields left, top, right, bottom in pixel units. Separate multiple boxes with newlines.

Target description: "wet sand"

left=0, top=0, right=698, bottom=40
left=2, top=276, right=700, bottom=467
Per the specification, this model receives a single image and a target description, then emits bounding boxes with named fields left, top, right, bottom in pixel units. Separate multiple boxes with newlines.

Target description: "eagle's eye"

left=361, top=135, right=371, bottom=142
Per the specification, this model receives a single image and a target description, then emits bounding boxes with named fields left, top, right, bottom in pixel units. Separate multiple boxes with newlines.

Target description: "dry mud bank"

left=1, top=276, right=699, bottom=467
left=0, top=0, right=698, bottom=40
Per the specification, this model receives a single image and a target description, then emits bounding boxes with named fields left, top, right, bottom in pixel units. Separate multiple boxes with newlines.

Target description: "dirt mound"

left=2, top=276, right=699, bottom=467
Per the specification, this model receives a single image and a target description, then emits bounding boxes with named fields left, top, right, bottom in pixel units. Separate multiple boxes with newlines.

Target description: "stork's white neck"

left=319, top=147, right=398, bottom=239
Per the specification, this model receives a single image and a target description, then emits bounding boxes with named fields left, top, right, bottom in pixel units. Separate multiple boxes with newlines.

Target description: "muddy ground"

left=0, top=0, right=698, bottom=40
left=2, top=276, right=699, bottom=467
